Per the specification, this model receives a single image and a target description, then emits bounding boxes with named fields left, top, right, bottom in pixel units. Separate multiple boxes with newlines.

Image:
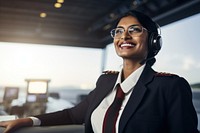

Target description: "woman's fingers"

left=0, top=118, right=33, bottom=133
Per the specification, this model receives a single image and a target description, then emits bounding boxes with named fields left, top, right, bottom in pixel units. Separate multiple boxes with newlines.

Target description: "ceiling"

left=0, top=0, right=200, bottom=49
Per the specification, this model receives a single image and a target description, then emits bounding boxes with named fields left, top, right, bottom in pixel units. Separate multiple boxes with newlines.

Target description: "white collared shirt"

left=30, top=64, right=146, bottom=132
left=91, top=64, right=145, bottom=133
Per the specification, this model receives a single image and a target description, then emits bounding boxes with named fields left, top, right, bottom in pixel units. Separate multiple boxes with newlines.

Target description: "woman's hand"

left=0, top=118, right=33, bottom=133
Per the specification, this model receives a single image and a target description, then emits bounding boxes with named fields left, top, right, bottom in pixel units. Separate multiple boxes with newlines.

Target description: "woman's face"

left=113, top=15, right=149, bottom=61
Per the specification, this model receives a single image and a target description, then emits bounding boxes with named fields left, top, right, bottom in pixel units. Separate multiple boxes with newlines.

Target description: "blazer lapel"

left=119, top=65, right=156, bottom=133
left=85, top=73, right=119, bottom=132
left=91, top=74, right=119, bottom=110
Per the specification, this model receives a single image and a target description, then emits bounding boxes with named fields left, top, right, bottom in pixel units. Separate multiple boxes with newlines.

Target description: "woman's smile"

left=119, top=42, right=136, bottom=49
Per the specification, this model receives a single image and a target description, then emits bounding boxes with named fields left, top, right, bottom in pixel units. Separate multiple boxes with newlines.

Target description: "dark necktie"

left=102, top=84, right=125, bottom=133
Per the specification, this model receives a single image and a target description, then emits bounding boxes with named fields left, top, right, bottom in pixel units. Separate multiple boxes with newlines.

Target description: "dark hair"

left=114, top=10, right=158, bottom=66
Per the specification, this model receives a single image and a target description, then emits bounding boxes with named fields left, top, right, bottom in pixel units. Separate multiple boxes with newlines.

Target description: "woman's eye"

left=129, top=26, right=142, bottom=33
left=115, top=29, right=124, bottom=34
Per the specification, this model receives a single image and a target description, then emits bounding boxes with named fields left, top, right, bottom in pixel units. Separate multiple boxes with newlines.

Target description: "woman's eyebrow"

left=116, top=26, right=124, bottom=28
left=128, top=24, right=141, bottom=27
left=116, top=24, right=141, bottom=28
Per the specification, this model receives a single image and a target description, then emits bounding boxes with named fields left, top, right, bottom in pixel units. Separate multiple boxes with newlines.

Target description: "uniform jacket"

left=36, top=64, right=199, bottom=133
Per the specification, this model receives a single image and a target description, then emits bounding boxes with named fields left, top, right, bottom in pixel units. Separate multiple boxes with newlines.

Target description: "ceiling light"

left=57, top=0, right=64, bottom=3
left=109, top=13, right=115, bottom=18
left=103, top=24, right=111, bottom=30
left=40, top=13, right=47, bottom=18
left=54, top=3, right=62, bottom=8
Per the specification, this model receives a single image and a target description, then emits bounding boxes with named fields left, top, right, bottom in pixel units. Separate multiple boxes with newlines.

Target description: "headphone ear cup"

left=149, top=33, right=162, bottom=56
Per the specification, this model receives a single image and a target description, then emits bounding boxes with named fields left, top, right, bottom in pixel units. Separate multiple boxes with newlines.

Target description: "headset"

left=148, top=23, right=162, bottom=57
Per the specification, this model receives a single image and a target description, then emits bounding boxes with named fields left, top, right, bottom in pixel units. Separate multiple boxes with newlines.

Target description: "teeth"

left=121, top=43, right=135, bottom=47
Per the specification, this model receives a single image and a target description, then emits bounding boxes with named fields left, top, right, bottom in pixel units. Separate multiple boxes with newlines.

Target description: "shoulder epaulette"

left=155, top=72, right=177, bottom=77
left=102, top=70, right=119, bottom=74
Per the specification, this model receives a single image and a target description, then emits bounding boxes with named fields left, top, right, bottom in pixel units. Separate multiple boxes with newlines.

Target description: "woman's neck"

left=122, top=59, right=142, bottom=80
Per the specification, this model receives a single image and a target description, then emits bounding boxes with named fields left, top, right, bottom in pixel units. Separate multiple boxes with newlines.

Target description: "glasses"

left=110, top=25, right=147, bottom=39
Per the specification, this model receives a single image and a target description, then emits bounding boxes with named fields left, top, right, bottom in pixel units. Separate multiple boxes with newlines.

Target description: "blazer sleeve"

left=33, top=74, right=106, bottom=127
left=34, top=88, right=95, bottom=126
left=34, top=73, right=117, bottom=127
left=165, top=77, right=199, bottom=133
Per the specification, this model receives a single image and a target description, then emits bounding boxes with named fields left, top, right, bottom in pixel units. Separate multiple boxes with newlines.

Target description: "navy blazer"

left=36, top=65, right=199, bottom=133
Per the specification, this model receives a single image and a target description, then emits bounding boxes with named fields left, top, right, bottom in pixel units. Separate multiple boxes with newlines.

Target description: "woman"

left=0, top=10, right=198, bottom=133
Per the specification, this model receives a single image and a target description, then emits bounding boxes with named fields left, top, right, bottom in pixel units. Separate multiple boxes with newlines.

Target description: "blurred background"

left=0, top=0, right=199, bottom=130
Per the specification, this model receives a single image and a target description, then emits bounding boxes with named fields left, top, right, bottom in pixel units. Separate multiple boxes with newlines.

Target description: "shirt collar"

left=115, top=64, right=146, bottom=93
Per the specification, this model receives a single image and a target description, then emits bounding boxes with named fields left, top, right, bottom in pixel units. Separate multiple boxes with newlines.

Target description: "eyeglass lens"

left=111, top=25, right=144, bottom=38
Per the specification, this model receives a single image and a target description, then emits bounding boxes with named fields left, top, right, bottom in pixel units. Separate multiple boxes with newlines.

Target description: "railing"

left=0, top=125, right=84, bottom=133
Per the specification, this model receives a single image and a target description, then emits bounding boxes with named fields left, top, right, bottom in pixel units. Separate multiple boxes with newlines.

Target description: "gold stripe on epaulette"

left=102, top=70, right=119, bottom=74
left=155, top=72, right=176, bottom=77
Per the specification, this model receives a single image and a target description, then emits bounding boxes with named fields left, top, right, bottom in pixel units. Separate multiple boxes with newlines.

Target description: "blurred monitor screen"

left=28, top=81, right=47, bottom=94
left=26, top=95, right=37, bottom=102
left=3, top=87, right=19, bottom=101
left=26, top=94, right=48, bottom=103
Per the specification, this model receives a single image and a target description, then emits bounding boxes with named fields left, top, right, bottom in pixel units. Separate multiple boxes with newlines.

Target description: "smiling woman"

left=0, top=9, right=198, bottom=133
left=104, top=13, right=200, bottom=131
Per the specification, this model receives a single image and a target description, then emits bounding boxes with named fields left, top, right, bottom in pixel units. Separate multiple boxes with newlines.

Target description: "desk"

left=0, top=125, right=84, bottom=133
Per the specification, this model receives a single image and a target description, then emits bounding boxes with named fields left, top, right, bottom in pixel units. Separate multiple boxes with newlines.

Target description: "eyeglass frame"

left=110, top=24, right=148, bottom=39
